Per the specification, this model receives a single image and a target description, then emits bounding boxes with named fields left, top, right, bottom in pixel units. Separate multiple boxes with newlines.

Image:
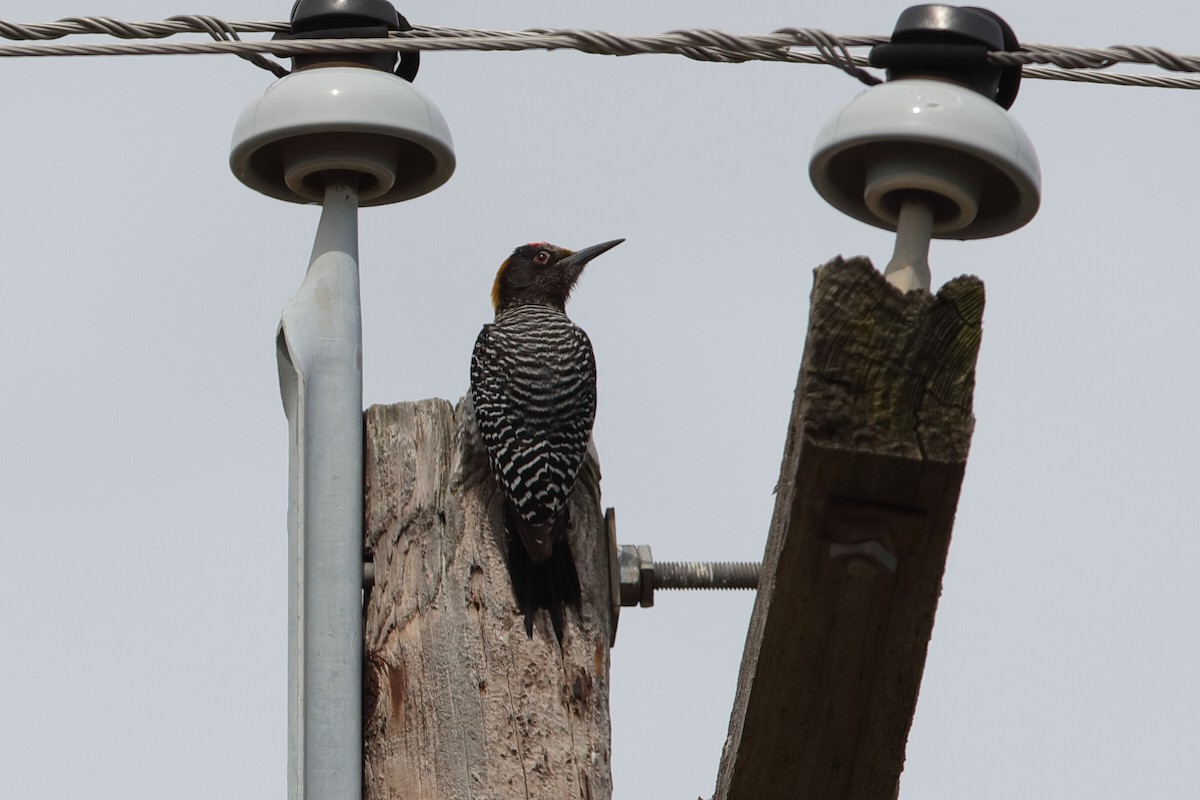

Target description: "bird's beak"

left=560, top=238, right=625, bottom=271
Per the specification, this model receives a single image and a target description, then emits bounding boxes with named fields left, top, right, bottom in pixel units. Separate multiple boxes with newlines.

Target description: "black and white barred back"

left=470, top=303, right=597, bottom=544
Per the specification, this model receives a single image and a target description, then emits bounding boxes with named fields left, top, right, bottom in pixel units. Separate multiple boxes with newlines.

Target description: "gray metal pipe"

left=277, top=175, right=363, bottom=800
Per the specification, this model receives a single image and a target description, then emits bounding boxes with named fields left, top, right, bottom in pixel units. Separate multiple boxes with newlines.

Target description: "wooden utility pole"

left=361, top=400, right=614, bottom=800
left=715, top=256, right=985, bottom=800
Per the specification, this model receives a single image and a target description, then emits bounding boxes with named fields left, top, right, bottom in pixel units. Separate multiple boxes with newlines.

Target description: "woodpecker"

left=468, top=238, right=624, bottom=641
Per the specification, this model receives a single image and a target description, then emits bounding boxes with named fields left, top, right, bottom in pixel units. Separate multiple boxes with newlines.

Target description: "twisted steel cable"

left=0, top=16, right=1199, bottom=89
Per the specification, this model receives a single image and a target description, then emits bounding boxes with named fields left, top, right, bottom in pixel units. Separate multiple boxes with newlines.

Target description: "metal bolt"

left=605, top=508, right=760, bottom=646
left=655, top=560, right=760, bottom=591
left=617, top=545, right=760, bottom=608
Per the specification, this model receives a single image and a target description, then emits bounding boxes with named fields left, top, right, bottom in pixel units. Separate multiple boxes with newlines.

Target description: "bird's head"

left=491, top=238, right=624, bottom=314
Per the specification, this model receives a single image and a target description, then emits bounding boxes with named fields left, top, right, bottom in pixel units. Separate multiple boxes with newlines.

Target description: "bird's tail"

left=504, top=503, right=582, bottom=643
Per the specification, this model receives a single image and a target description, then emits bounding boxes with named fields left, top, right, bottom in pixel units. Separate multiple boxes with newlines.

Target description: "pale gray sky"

left=2, top=1, right=1198, bottom=798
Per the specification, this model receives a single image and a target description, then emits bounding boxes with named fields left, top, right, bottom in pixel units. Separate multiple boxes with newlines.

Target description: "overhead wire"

left=0, top=15, right=1198, bottom=90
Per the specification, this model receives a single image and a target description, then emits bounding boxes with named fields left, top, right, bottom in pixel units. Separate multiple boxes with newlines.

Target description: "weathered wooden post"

left=714, top=256, right=985, bottom=799
left=362, top=400, right=614, bottom=800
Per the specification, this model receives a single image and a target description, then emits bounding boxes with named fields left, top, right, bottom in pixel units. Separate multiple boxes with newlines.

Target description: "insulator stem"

left=883, top=193, right=934, bottom=292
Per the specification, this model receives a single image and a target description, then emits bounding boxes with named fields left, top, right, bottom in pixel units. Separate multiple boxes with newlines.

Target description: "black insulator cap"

left=290, top=0, right=400, bottom=30
left=869, top=4, right=1022, bottom=108
left=279, top=0, right=420, bottom=81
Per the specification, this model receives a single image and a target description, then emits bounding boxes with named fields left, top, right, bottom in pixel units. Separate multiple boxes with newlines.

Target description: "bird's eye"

left=534, top=250, right=551, bottom=265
